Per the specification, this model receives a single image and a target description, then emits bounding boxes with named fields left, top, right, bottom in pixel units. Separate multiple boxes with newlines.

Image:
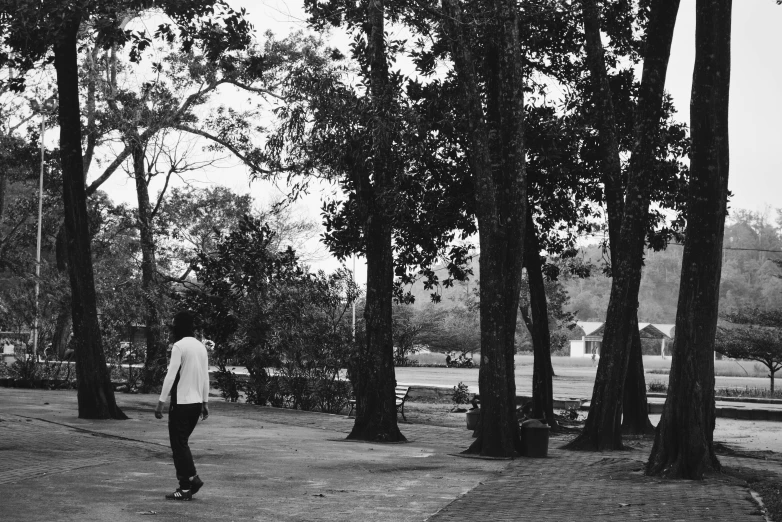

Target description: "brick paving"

left=428, top=442, right=766, bottom=521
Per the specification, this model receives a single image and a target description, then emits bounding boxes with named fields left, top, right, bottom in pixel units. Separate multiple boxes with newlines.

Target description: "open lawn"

left=410, top=353, right=768, bottom=378
left=399, top=355, right=773, bottom=397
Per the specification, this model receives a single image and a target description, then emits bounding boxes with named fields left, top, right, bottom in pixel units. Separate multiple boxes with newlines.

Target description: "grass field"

left=409, top=353, right=768, bottom=378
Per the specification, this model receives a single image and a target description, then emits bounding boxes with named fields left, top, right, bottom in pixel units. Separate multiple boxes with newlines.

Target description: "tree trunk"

left=566, top=0, right=679, bottom=450
left=0, top=172, right=6, bottom=224
left=581, top=0, right=653, bottom=437
left=622, top=319, right=655, bottom=435
left=51, top=306, right=71, bottom=359
left=647, top=0, right=731, bottom=479
left=347, top=215, right=403, bottom=441
left=524, top=212, right=555, bottom=423
left=346, top=0, right=404, bottom=442
left=443, top=0, right=527, bottom=458
left=52, top=227, right=71, bottom=359
left=132, top=145, right=165, bottom=392
left=53, top=14, right=126, bottom=420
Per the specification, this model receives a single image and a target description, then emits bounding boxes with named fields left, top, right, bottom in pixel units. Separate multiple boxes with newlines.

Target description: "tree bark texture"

left=647, top=0, right=731, bottom=479
left=443, top=0, right=527, bottom=458
left=566, top=0, right=679, bottom=450
left=53, top=15, right=126, bottom=420
left=51, top=227, right=71, bottom=359
left=52, top=306, right=71, bottom=359
left=622, top=316, right=655, bottom=435
left=581, top=0, right=652, bottom=438
left=346, top=0, right=404, bottom=442
left=523, top=212, right=555, bottom=423
left=132, top=145, right=165, bottom=392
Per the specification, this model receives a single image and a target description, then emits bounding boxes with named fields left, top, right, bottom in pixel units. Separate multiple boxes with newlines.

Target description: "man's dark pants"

left=168, top=403, right=201, bottom=490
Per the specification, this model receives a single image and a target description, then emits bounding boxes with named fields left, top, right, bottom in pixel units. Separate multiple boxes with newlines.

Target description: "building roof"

left=574, top=321, right=606, bottom=337
left=574, top=321, right=675, bottom=339
left=651, top=324, right=676, bottom=338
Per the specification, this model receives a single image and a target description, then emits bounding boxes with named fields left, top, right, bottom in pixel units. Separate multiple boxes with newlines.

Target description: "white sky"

left=95, top=0, right=782, bottom=286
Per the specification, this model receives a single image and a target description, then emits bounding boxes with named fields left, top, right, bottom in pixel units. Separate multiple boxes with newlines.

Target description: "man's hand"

left=154, top=400, right=166, bottom=419
left=201, top=403, right=209, bottom=421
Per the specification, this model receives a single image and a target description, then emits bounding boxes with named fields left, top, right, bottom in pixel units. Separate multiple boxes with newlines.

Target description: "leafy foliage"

left=185, top=214, right=358, bottom=413
left=715, top=308, right=782, bottom=391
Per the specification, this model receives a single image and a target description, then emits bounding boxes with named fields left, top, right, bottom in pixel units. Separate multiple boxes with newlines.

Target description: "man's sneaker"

left=190, top=476, right=204, bottom=495
left=165, top=489, right=192, bottom=501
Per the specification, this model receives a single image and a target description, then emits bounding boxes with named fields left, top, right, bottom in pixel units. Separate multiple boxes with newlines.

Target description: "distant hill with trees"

left=392, top=208, right=782, bottom=354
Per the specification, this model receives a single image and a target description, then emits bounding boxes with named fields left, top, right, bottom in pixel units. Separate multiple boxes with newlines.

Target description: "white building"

left=569, top=321, right=675, bottom=358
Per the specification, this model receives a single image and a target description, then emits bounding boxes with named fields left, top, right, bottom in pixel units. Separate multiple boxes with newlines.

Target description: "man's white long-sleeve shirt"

left=158, top=337, right=210, bottom=405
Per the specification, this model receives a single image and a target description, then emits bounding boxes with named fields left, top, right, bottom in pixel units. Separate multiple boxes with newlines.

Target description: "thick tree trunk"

left=132, top=145, right=165, bottom=392
left=346, top=0, right=404, bottom=442
left=647, top=0, right=731, bottom=477
left=622, top=319, right=655, bottom=435
left=444, top=0, right=527, bottom=458
left=566, top=0, right=679, bottom=450
left=53, top=15, right=126, bottom=420
left=347, top=216, right=403, bottom=441
left=524, top=213, right=555, bottom=423
left=581, top=0, right=653, bottom=437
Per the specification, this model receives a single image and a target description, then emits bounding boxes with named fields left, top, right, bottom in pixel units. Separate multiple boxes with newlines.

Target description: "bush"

left=648, top=381, right=668, bottom=393
left=452, top=381, right=470, bottom=407
left=315, top=378, right=352, bottom=414
left=214, top=364, right=241, bottom=402
left=9, top=357, right=41, bottom=385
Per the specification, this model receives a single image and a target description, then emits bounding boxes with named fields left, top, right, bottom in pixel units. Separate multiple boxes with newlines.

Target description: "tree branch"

left=173, top=124, right=275, bottom=175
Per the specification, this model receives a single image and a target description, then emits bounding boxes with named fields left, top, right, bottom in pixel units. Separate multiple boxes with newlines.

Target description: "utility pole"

left=352, top=255, right=356, bottom=340
left=32, top=107, right=45, bottom=360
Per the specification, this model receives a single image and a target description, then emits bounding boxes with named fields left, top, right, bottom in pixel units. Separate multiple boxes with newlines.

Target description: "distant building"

left=569, top=321, right=675, bottom=359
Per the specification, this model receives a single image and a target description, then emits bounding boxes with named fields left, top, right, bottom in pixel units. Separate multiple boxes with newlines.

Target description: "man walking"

left=155, top=311, right=210, bottom=501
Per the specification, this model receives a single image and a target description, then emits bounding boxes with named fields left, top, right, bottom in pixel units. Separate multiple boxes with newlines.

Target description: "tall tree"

left=566, top=0, right=681, bottom=449
left=301, top=0, right=408, bottom=442
left=53, top=12, right=126, bottom=418
left=0, top=0, right=252, bottom=418
left=441, top=0, right=527, bottom=457
left=647, top=0, right=732, bottom=479
left=521, top=212, right=555, bottom=423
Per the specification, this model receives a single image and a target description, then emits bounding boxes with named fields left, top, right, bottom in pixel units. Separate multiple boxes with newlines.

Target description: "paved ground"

left=0, top=388, right=777, bottom=521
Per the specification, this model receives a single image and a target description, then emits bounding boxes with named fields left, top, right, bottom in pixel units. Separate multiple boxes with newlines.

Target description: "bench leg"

left=400, top=404, right=406, bottom=422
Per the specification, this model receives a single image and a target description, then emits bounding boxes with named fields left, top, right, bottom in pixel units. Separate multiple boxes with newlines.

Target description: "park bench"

left=348, top=385, right=410, bottom=421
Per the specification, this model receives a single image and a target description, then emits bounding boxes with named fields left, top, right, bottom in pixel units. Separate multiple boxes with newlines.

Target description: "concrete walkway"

left=0, top=388, right=775, bottom=521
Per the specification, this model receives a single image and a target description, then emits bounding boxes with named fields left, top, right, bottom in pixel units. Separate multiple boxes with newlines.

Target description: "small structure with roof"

left=569, top=321, right=675, bottom=358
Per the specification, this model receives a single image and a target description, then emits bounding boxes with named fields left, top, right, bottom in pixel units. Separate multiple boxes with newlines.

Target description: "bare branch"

left=150, top=167, right=175, bottom=219
left=224, top=80, right=287, bottom=102
left=173, top=124, right=275, bottom=175
left=87, top=79, right=226, bottom=195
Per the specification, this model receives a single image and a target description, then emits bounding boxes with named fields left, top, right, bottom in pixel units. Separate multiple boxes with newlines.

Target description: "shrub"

left=452, top=381, right=470, bottom=407
left=315, top=378, right=352, bottom=414
left=213, top=364, right=241, bottom=402
left=648, top=381, right=668, bottom=393
left=9, top=357, right=41, bottom=385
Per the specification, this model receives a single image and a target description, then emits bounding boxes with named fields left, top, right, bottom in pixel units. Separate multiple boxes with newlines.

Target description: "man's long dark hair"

left=172, top=311, right=198, bottom=342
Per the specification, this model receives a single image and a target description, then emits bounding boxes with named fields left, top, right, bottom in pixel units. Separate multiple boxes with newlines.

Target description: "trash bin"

left=520, top=419, right=550, bottom=458
left=466, top=408, right=480, bottom=430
